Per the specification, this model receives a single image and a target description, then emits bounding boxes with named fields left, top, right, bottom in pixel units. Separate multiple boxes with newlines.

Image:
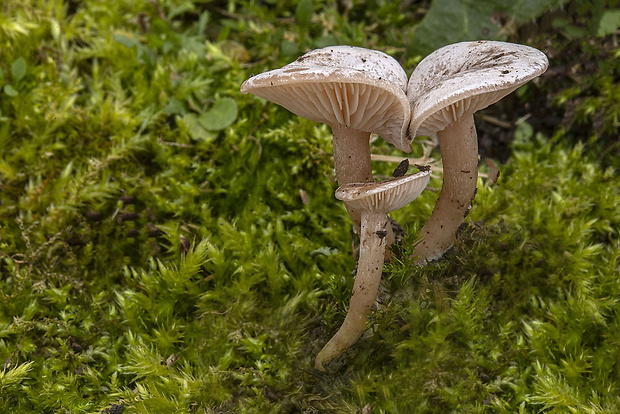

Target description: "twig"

left=479, top=114, right=513, bottom=129
left=514, top=113, right=532, bottom=126
left=370, top=153, right=436, bottom=166
left=149, top=0, right=167, bottom=22
left=371, top=153, right=490, bottom=179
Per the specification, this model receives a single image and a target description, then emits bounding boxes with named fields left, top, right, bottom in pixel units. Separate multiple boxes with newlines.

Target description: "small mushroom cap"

left=335, top=169, right=431, bottom=213
left=241, top=46, right=412, bottom=152
left=407, top=41, right=549, bottom=137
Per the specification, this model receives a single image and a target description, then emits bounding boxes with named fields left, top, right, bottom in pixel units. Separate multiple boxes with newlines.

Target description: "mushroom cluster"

left=241, top=41, right=548, bottom=370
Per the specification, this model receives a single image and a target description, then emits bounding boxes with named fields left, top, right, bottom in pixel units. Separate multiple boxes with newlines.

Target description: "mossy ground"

left=0, top=1, right=618, bottom=412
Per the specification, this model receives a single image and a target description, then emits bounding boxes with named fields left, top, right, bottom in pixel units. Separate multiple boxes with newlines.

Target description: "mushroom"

left=406, top=41, right=548, bottom=263
left=315, top=168, right=431, bottom=371
left=240, top=46, right=412, bottom=239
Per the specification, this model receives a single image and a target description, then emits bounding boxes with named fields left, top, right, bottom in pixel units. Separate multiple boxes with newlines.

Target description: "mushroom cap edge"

left=335, top=169, right=431, bottom=213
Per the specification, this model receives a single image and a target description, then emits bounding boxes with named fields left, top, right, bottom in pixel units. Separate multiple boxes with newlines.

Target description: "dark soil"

left=476, top=7, right=619, bottom=167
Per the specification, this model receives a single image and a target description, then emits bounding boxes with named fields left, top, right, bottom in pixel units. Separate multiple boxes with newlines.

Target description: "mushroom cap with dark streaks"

left=407, top=41, right=549, bottom=137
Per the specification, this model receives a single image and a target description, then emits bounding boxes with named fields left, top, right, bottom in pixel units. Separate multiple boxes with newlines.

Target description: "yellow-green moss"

left=0, top=1, right=618, bottom=412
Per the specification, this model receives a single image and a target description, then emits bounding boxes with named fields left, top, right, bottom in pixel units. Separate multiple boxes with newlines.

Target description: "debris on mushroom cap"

left=392, top=159, right=409, bottom=177
left=291, top=46, right=408, bottom=88
left=335, top=170, right=431, bottom=213
left=240, top=46, right=412, bottom=152
left=407, top=41, right=549, bottom=137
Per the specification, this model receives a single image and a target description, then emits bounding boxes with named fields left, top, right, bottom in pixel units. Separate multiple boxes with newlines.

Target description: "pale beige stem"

left=331, top=124, right=395, bottom=249
left=411, top=113, right=478, bottom=263
left=315, top=210, right=388, bottom=371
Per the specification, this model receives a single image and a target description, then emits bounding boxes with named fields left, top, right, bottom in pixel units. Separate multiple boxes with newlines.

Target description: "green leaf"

left=512, top=121, right=535, bottom=149
left=11, top=57, right=27, bottom=81
left=507, top=0, right=570, bottom=23
left=3, top=84, right=18, bottom=97
left=311, top=246, right=339, bottom=256
left=50, top=18, right=61, bottom=40
left=165, top=97, right=186, bottom=115
left=113, top=33, right=137, bottom=49
left=182, top=113, right=210, bottom=140
left=198, top=98, right=238, bottom=131
left=314, top=34, right=338, bottom=48
left=552, top=17, right=588, bottom=38
left=296, top=0, right=314, bottom=28
left=411, top=0, right=498, bottom=56
left=594, top=9, right=620, bottom=36
left=280, top=40, right=299, bottom=56
left=411, top=0, right=570, bottom=56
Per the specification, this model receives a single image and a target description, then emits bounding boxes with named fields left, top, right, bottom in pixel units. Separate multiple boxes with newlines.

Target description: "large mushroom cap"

left=241, top=46, right=412, bottom=152
left=335, top=169, right=431, bottom=213
left=407, top=41, right=549, bottom=137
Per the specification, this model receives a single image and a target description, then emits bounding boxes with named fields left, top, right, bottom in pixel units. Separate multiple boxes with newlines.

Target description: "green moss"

left=0, top=0, right=618, bottom=412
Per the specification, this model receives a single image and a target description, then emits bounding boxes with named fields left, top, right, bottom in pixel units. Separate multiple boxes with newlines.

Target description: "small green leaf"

left=50, top=18, right=61, bottom=40
left=314, top=34, right=338, bottom=49
left=311, top=247, right=339, bottom=256
left=411, top=0, right=571, bottom=56
left=165, top=97, right=186, bottom=115
left=113, top=33, right=137, bottom=49
left=553, top=17, right=587, bottom=38
left=296, top=0, right=314, bottom=28
left=11, top=57, right=27, bottom=81
left=198, top=98, right=238, bottom=131
left=512, top=121, right=535, bottom=149
left=594, top=9, right=620, bottom=36
left=280, top=40, right=299, bottom=56
left=182, top=113, right=208, bottom=140
left=3, top=84, right=18, bottom=97
left=508, top=0, right=571, bottom=24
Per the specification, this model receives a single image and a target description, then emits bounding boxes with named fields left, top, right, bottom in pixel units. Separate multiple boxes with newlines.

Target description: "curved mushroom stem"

left=315, top=210, right=388, bottom=371
left=331, top=125, right=395, bottom=253
left=411, top=113, right=478, bottom=263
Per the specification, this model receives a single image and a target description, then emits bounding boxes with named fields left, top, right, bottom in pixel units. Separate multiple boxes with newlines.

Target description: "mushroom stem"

left=315, top=210, right=388, bottom=371
left=412, top=113, right=478, bottom=263
left=331, top=125, right=373, bottom=231
left=331, top=124, right=395, bottom=250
